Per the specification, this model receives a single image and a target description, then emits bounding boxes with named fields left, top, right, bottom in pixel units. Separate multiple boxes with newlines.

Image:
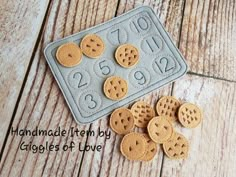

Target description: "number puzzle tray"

left=44, top=6, right=188, bottom=124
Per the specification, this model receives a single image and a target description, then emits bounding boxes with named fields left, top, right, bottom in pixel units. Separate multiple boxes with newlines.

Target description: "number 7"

left=111, top=29, right=120, bottom=44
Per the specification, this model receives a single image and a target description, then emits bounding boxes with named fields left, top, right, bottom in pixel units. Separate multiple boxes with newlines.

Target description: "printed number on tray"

left=68, top=69, right=90, bottom=90
left=130, top=68, right=150, bottom=88
left=130, top=16, right=151, bottom=35
left=79, top=91, right=102, bottom=113
left=94, top=58, right=115, bottom=77
left=141, top=35, right=163, bottom=54
left=108, top=27, right=128, bottom=45
left=153, top=55, right=176, bottom=75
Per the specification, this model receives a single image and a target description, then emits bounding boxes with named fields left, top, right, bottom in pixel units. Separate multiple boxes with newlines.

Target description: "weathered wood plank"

left=0, top=0, right=119, bottom=176
left=0, top=0, right=50, bottom=152
left=160, top=75, right=236, bottom=177
left=79, top=87, right=172, bottom=177
left=179, top=0, right=236, bottom=81
left=79, top=0, right=185, bottom=176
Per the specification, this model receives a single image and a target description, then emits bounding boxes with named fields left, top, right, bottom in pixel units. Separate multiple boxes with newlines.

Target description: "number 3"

left=85, top=94, right=97, bottom=109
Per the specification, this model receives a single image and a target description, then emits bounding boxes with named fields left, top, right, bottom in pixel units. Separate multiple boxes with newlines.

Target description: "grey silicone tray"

left=44, top=6, right=188, bottom=124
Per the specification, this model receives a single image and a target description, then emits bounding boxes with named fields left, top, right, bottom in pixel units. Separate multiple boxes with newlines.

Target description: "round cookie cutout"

left=120, top=132, right=147, bottom=160
left=156, top=96, right=181, bottom=122
left=80, top=34, right=105, bottom=58
left=147, top=116, right=173, bottom=144
left=140, top=134, right=158, bottom=161
left=115, top=44, right=139, bottom=68
left=56, top=42, right=82, bottom=67
left=163, top=132, right=189, bottom=159
left=178, top=103, right=202, bottom=128
left=103, top=76, right=128, bottom=100
left=110, top=108, right=134, bottom=135
left=131, top=101, right=155, bottom=128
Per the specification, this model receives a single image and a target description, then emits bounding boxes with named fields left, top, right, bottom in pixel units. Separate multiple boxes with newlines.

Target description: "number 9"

left=134, top=71, right=146, bottom=85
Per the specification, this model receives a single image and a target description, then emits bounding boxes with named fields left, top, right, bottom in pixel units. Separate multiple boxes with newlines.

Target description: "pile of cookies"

left=110, top=96, right=202, bottom=161
left=56, top=33, right=139, bottom=101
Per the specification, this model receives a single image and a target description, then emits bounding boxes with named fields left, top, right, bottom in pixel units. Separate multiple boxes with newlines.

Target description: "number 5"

left=99, top=60, right=111, bottom=75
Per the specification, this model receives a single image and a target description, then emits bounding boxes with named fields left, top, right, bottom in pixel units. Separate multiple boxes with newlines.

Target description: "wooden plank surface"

left=0, top=0, right=236, bottom=177
left=0, top=0, right=50, bottom=151
left=161, top=75, right=236, bottom=177
left=79, top=86, right=172, bottom=177
left=179, top=0, right=236, bottom=81
left=0, top=0, right=119, bottom=176
left=79, top=0, right=186, bottom=176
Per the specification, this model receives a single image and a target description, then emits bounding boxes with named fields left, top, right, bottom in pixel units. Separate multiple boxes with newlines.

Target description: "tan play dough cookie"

left=131, top=101, right=155, bottom=128
left=147, top=116, right=173, bottom=144
left=163, top=132, right=189, bottom=159
left=103, top=76, right=128, bottom=100
left=115, top=44, right=139, bottom=68
left=120, top=132, right=147, bottom=160
left=80, top=34, right=105, bottom=58
left=110, top=108, right=134, bottom=135
left=156, top=96, right=181, bottom=122
left=140, top=134, right=158, bottom=161
left=56, top=42, right=82, bottom=67
left=178, top=103, right=202, bottom=128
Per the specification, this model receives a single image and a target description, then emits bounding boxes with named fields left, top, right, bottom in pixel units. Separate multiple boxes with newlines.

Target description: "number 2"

left=73, top=72, right=87, bottom=88
left=155, top=57, right=174, bottom=73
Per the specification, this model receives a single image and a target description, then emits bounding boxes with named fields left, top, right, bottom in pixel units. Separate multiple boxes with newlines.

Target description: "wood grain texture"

left=79, top=0, right=185, bottom=176
left=1, top=0, right=236, bottom=177
left=80, top=86, right=172, bottom=177
left=117, top=0, right=185, bottom=44
left=160, top=75, right=236, bottom=177
left=0, top=0, right=50, bottom=151
left=0, top=0, right=119, bottom=176
left=179, top=0, right=236, bottom=81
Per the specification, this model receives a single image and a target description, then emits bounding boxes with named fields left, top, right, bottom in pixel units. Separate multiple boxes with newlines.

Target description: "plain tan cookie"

left=163, top=132, right=189, bottom=159
left=156, top=96, right=181, bottom=122
left=140, top=134, right=158, bottom=161
left=120, top=132, right=147, bottom=160
left=103, top=76, right=128, bottom=100
left=56, top=42, right=82, bottom=67
left=110, top=108, right=135, bottom=135
left=147, top=116, right=173, bottom=144
left=80, top=34, right=105, bottom=58
left=178, top=103, right=202, bottom=128
left=131, top=101, right=155, bottom=128
left=115, top=44, right=139, bottom=68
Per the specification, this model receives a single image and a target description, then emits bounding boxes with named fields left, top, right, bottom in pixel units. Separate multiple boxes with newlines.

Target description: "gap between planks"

left=77, top=0, right=236, bottom=176
left=159, top=0, right=186, bottom=176
left=0, top=1, right=52, bottom=162
left=1, top=0, right=235, bottom=175
left=76, top=1, right=122, bottom=176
